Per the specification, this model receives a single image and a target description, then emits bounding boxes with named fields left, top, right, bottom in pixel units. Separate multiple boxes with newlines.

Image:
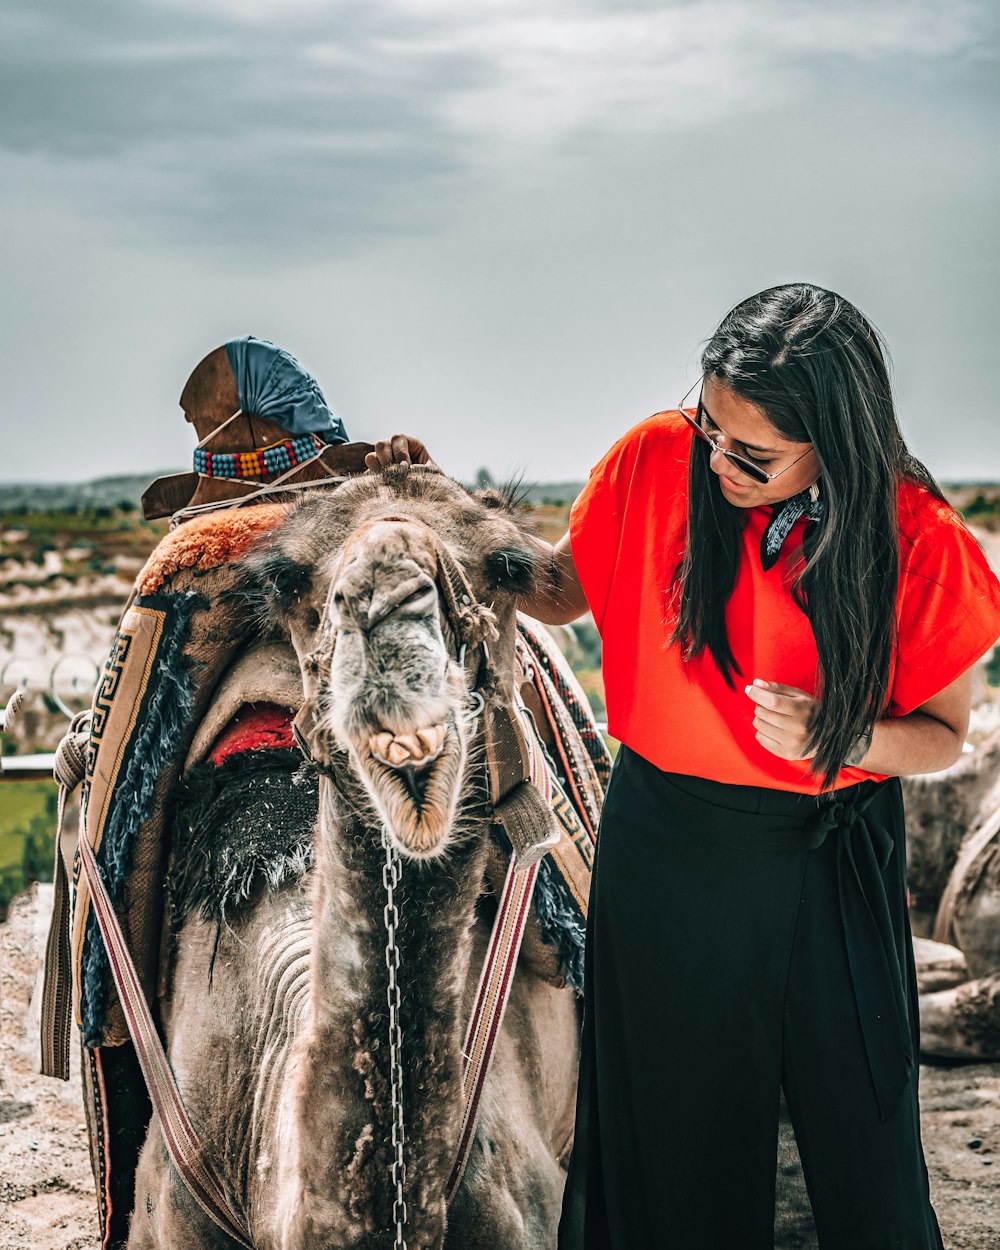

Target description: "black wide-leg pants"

left=558, top=746, right=943, bottom=1250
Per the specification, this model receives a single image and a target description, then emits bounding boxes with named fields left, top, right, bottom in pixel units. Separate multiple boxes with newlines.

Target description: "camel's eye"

left=264, top=560, right=312, bottom=605
left=484, top=546, right=536, bottom=593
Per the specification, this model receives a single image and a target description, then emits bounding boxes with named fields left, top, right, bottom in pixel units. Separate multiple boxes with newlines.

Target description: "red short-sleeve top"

left=569, top=411, right=1000, bottom=794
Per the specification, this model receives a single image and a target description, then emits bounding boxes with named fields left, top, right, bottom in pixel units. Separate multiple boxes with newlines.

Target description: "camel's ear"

left=484, top=545, right=536, bottom=594
left=475, top=480, right=529, bottom=513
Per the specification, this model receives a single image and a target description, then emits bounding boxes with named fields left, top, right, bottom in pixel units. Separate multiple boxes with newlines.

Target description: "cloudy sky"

left=1, top=0, right=997, bottom=487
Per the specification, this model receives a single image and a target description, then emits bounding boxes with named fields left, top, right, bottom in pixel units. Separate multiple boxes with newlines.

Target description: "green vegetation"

left=0, top=781, right=56, bottom=919
left=961, top=492, right=1000, bottom=528
left=0, top=505, right=165, bottom=550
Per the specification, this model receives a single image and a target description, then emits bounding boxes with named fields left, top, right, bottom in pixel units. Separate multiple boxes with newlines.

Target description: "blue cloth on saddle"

left=225, top=336, right=348, bottom=443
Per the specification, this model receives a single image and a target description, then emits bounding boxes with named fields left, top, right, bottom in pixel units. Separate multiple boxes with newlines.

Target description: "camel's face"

left=325, top=514, right=472, bottom=857
left=245, top=467, right=537, bottom=859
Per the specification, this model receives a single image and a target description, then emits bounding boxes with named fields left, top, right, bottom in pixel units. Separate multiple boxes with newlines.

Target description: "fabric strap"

left=76, top=831, right=253, bottom=1248
left=805, top=788, right=913, bottom=1121
left=72, top=689, right=551, bottom=1225
left=39, top=785, right=79, bottom=1079
left=40, top=713, right=90, bottom=1080
left=445, top=705, right=551, bottom=1200
left=44, top=714, right=252, bottom=1246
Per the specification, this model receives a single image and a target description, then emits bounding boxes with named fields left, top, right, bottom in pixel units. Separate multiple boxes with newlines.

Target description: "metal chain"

left=381, top=827, right=408, bottom=1250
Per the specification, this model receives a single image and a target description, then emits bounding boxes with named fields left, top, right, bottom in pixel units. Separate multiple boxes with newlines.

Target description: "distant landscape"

left=1, top=473, right=997, bottom=517
left=0, top=472, right=589, bottom=513
left=0, top=474, right=166, bottom=513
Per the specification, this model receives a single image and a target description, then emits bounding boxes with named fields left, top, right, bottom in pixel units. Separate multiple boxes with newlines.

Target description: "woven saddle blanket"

left=69, top=504, right=609, bottom=1051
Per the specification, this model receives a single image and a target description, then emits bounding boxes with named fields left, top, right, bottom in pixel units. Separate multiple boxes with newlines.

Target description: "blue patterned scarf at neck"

left=760, top=486, right=823, bottom=571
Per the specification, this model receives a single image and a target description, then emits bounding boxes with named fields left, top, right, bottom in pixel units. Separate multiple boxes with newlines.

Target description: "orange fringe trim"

left=136, top=504, right=289, bottom=596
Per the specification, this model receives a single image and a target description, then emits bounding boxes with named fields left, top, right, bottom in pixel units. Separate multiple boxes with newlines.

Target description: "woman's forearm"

left=520, top=532, right=589, bottom=624
left=749, top=669, right=973, bottom=776
left=855, top=670, right=973, bottom=776
left=856, top=711, right=965, bottom=776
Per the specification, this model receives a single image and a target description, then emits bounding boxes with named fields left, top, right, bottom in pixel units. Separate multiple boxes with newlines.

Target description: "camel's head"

left=244, top=467, right=539, bottom=859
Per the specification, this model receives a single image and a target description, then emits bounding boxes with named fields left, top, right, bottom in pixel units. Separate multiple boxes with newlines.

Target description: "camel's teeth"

left=396, top=733, right=424, bottom=760
left=371, top=731, right=394, bottom=759
left=418, top=724, right=446, bottom=754
left=387, top=741, right=410, bottom=767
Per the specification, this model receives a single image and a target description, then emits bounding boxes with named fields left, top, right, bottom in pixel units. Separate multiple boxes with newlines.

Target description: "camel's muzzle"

left=309, top=514, right=496, bottom=858
left=356, top=714, right=467, bottom=858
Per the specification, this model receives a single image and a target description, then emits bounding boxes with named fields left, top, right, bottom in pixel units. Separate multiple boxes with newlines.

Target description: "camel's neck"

left=293, top=772, right=489, bottom=1246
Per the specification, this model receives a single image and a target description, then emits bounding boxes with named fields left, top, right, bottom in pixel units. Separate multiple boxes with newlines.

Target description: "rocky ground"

left=919, top=1066, right=1000, bottom=1246
left=772, top=1065, right=1000, bottom=1247
left=0, top=888, right=996, bottom=1248
left=0, top=888, right=95, bottom=1250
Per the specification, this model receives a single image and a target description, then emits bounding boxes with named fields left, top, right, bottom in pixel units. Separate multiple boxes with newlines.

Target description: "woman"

left=369, top=284, right=1000, bottom=1248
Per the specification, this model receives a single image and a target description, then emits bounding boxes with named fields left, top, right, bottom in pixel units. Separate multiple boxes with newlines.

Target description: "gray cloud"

left=2, top=0, right=992, bottom=254
left=0, top=0, right=477, bottom=250
left=0, top=3, right=477, bottom=158
left=0, top=0, right=997, bottom=485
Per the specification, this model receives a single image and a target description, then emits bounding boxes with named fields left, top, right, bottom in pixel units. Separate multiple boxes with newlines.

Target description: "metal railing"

left=1, top=752, right=59, bottom=781
left=1, top=656, right=99, bottom=782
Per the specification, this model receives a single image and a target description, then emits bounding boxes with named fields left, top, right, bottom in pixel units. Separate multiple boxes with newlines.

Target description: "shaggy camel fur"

left=127, top=467, right=580, bottom=1249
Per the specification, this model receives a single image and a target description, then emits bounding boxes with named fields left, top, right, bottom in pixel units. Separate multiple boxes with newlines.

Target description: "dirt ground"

left=0, top=888, right=94, bottom=1250
left=0, top=887, right=998, bottom=1249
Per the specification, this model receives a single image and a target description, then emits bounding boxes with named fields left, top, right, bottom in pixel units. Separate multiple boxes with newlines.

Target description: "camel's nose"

left=327, top=520, right=453, bottom=745
left=333, top=521, right=440, bottom=632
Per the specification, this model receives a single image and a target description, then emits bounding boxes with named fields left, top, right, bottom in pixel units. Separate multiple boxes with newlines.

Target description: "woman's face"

left=700, top=376, right=820, bottom=509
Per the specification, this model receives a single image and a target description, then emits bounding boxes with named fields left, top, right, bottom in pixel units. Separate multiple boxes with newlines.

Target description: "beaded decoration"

left=194, top=432, right=323, bottom=479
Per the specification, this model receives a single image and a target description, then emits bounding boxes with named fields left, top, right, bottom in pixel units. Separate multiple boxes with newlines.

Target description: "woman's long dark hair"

left=672, top=283, right=942, bottom=788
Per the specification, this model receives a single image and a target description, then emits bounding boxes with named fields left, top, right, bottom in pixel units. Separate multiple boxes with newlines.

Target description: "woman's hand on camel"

left=365, top=434, right=437, bottom=471
left=745, top=679, right=819, bottom=761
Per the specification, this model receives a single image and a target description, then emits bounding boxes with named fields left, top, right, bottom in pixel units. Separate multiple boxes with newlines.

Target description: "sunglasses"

left=678, top=378, right=813, bottom=486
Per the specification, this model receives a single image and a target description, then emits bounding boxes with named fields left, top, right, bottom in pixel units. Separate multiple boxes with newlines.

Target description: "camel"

left=127, top=465, right=581, bottom=1249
